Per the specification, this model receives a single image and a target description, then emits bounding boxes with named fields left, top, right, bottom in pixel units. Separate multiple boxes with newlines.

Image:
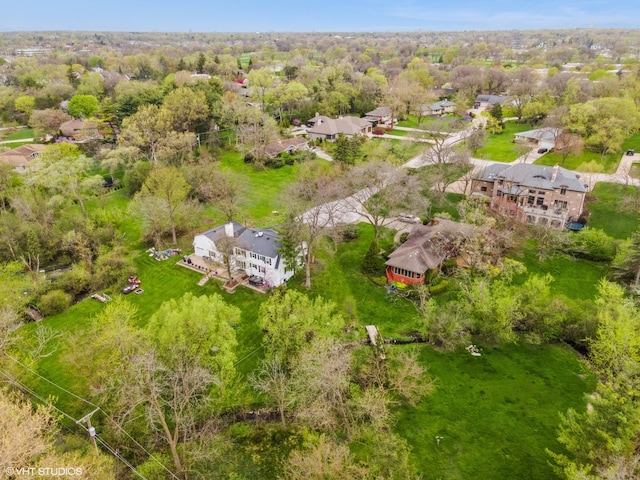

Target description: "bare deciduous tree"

left=343, top=161, right=429, bottom=241
left=283, top=433, right=368, bottom=480
left=284, top=168, right=343, bottom=288
left=250, top=355, right=293, bottom=426
left=292, top=338, right=354, bottom=438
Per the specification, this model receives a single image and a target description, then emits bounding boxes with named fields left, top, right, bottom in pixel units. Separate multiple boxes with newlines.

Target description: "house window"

left=238, top=261, right=246, bottom=270
left=560, top=187, right=567, bottom=195
left=553, top=200, right=568, bottom=209
left=480, top=186, right=487, bottom=192
left=498, top=179, right=504, bottom=185
left=536, top=197, right=544, bottom=206
left=527, top=196, right=535, bottom=205
left=393, top=267, right=416, bottom=279
left=529, top=189, right=536, bottom=194
left=538, top=191, right=545, bottom=195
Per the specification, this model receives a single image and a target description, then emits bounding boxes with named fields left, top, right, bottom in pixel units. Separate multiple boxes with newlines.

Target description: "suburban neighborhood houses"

left=3, top=25, right=640, bottom=480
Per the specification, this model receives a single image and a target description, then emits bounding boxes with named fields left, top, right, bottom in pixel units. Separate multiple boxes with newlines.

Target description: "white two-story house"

left=193, top=221, right=294, bottom=287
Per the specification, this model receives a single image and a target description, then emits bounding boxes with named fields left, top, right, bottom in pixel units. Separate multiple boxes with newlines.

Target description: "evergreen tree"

left=196, top=53, right=206, bottom=74
left=362, top=239, right=385, bottom=276
left=489, top=102, right=503, bottom=122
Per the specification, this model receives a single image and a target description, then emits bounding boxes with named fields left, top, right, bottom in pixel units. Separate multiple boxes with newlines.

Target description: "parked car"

left=398, top=213, right=421, bottom=224
left=537, top=147, right=548, bottom=154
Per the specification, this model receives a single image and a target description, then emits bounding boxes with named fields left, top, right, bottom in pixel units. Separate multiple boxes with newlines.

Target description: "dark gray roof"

left=237, top=227, right=282, bottom=258
left=475, top=163, right=587, bottom=193
left=433, top=99, right=456, bottom=108
left=514, top=127, right=561, bottom=143
left=200, top=222, right=283, bottom=258
left=475, top=94, right=508, bottom=105
left=201, top=221, right=245, bottom=242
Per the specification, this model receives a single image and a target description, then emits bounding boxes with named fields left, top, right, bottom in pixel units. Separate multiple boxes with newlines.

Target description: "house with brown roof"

left=59, top=119, right=101, bottom=143
left=385, top=219, right=475, bottom=285
left=0, top=144, right=46, bottom=172
left=470, top=163, right=587, bottom=229
left=264, top=137, right=309, bottom=158
left=363, top=107, right=394, bottom=125
left=305, top=114, right=372, bottom=141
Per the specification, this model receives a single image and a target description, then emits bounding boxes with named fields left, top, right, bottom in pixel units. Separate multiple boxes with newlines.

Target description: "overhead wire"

left=0, top=353, right=179, bottom=480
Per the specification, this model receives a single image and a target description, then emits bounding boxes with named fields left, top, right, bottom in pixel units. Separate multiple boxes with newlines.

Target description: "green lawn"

left=431, top=192, right=466, bottom=220
left=475, top=122, right=533, bottom=162
left=21, top=251, right=267, bottom=413
left=1, top=141, right=33, bottom=148
left=535, top=149, right=618, bottom=174
left=323, top=137, right=425, bottom=166
left=396, top=114, right=464, bottom=130
left=219, top=150, right=322, bottom=224
left=509, top=238, right=608, bottom=300
left=308, top=224, right=419, bottom=336
left=396, top=342, right=594, bottom=480
left=586, top=182, right=640, bottom=239
left=387, top=129, right=409, bottom=136
left=534, top=133, right=640, bottom=174
left=1, top=127, right=34, bottom=141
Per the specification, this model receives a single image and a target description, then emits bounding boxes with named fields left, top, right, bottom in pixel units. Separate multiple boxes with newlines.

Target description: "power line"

left=0, top=354, right=179, bottom=480
left=0, top=367, right=149, bottom=479
left=95, top=435, right=148, bottom=480
left=2, top=352, right=98, bottom=408
left=234, top=344, right=264, bottom=366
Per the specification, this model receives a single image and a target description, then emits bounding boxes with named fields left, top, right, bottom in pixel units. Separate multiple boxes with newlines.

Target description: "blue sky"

left=2, top=0, right=639, bottom=32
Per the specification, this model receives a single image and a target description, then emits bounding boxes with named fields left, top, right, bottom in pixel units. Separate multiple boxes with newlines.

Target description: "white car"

left=398, top=213, right=421, bottom=223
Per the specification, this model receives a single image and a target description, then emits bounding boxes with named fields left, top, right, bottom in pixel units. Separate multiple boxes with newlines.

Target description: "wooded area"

left=2, top=28, right=640, bottom=479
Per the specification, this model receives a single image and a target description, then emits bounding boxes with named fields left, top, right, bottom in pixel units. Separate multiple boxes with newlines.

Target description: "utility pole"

left=76, top=407, right=100, bottom=455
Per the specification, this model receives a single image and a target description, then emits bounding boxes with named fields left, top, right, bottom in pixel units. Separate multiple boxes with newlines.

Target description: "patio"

left=176, top=254, right=270, bottom=293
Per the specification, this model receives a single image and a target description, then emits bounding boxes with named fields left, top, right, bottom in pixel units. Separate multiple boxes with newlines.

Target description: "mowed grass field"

left=535, top=133, right=640, bottom=174
left=475, top=122, right=533, bottom=162
left=585, top=182, right=640, bottom=239
left=396, top=342, right=594, bottom=480
left=218, top=150, right=323, bottom=224
left=0, top=127, right=35, bottom=141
